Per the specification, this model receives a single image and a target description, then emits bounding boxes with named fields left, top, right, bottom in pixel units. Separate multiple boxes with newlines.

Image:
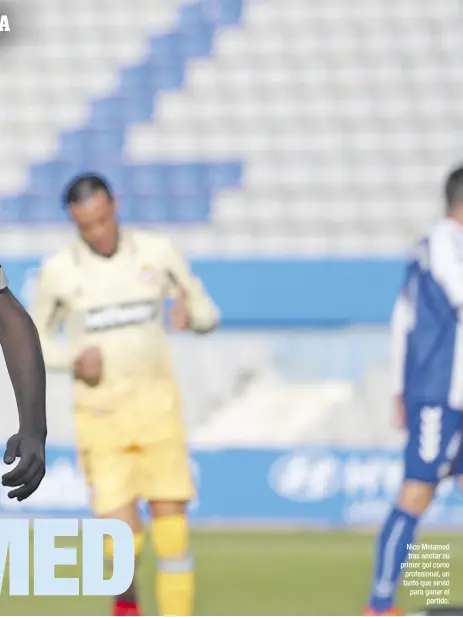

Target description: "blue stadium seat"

left=179, top=0, right=243, bottom=27
left=119, top=65, right=152, bottom=93
left=90, top=129, right=125, bottom=154
left=129, top=164, right=168, bottom=197
left=89, top=96, right=156, bottom=129
left=59, top=131, right=125, bottom=167
left=60, top=129, right=124, bottom=157
left=148, top=62, right=185, bottom=91
left=21, top=194, right=68, bottom=224
left=60, top=129, right=89, bottom=160
left=116, top=93, right=154, bottom=124
left=170, top=195, right=211, bottom=222
left=178, top=2, right=205, bottom=26
left=178, top=26, right=214, bottom=60
left=28, top=162, right=61, bottom=197
left=148, top=33, right=182, bottom=60
left=205, top=0, right=243, bottom=26
left=131, top=195, right=170, bottom=222
left=28, top=161, right=81, bottom=196
left=57, top=157, right=115, bottom=180
left=0, top=196, right=26, bottom=223
left=206, top=162, right=242, bottom=190
left=114, top=194, right=134, bottom=222
left=166, top=163, right=207, bottom=196
left=88, top=98, right=127, bottom=131
left=147, top=35, right=188, bottom=86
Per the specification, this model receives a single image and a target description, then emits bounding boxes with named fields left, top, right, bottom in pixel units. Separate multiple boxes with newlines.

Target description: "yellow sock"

left=151, top=514, right=194, bottom=616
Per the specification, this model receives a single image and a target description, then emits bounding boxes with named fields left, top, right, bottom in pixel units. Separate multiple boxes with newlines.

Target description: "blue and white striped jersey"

left=392, top=218, right=463, bottom=409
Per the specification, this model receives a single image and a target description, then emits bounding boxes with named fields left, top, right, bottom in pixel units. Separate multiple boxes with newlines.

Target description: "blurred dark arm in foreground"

left=0, top=285, right=47, bottom=501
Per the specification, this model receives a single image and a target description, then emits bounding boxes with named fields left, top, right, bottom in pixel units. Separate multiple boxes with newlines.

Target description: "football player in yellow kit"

left=33, top=174, right=220, bottom=617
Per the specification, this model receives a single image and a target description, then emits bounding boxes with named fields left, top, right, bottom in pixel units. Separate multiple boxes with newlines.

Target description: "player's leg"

left=366, top=404, right=460, bottom=616
left=150, top=500, right=194, bottom=617
left=365, top=480, right=435, bottom=616
left=80, top=447, right=145, bottom=616
left=142, top=441, right=195, bottom=616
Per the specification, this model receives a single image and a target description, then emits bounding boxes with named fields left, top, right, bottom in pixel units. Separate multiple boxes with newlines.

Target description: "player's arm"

left=0, top=267, right=47, bottom=500
left=33, top=260, right=72, bottom=370
left=164, top=239, right=220, bottom=334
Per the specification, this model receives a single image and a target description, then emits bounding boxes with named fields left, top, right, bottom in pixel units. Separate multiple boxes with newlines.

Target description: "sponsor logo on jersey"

left=84, top=300, right=157, bottom=332
left=139, top=264, right=158, bottom=286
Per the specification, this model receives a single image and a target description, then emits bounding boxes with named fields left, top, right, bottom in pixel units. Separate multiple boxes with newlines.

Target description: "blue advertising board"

left=1, top=256, right=405, bottom=327
left=1, top=446, right=462, bottom=528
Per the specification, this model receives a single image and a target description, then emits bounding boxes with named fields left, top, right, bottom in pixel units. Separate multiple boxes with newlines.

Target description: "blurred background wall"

left=0, top=0, right=462, bottom=526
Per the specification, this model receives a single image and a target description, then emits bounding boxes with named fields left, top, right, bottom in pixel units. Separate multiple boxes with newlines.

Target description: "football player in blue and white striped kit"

left=365, top=165, right=463, bottom=616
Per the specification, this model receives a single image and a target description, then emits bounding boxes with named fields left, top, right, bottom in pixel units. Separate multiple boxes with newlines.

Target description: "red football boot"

left=112, top=599, right=142, bottom=616
left=363, top=608, right=404, bottom=616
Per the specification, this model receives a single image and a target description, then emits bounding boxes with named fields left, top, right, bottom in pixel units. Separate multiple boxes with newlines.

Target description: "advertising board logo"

left=268, top=449, right=419, bottom=503
left=269, top=448, right=461, bottom=510
left=268, top=452, right=340, bottom=501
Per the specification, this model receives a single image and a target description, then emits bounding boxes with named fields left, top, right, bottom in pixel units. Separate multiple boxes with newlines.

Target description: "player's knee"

left=397, top=480, right=435, bottom=515
left=150, top=499, right=186, bottom=519
left=151, top=513, right=193, bottom=572
left=457, top=475, right=463, bottom=492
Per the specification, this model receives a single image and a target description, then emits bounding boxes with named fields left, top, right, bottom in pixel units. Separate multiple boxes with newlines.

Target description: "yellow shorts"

left=79, top=440, right=195, bottom=516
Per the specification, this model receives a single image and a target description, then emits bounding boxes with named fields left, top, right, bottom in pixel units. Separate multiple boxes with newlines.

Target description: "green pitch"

left=1, top=530, right=462, bottom=615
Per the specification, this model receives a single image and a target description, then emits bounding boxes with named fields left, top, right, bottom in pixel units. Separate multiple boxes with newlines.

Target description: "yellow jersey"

left=33, top=229, right=219, bottom=448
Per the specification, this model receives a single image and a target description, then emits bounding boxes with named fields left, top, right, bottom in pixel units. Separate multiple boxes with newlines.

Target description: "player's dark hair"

left=445, top=165, right=463, bottom=212
left=63, top=173, right=113, bottom=207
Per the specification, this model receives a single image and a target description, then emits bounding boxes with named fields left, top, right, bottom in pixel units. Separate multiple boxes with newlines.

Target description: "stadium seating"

left=0, top=0, right=459, bottom=446
left=0, top=0, right=243, bottom=232
left=0, top=0, right=462, bottom=253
